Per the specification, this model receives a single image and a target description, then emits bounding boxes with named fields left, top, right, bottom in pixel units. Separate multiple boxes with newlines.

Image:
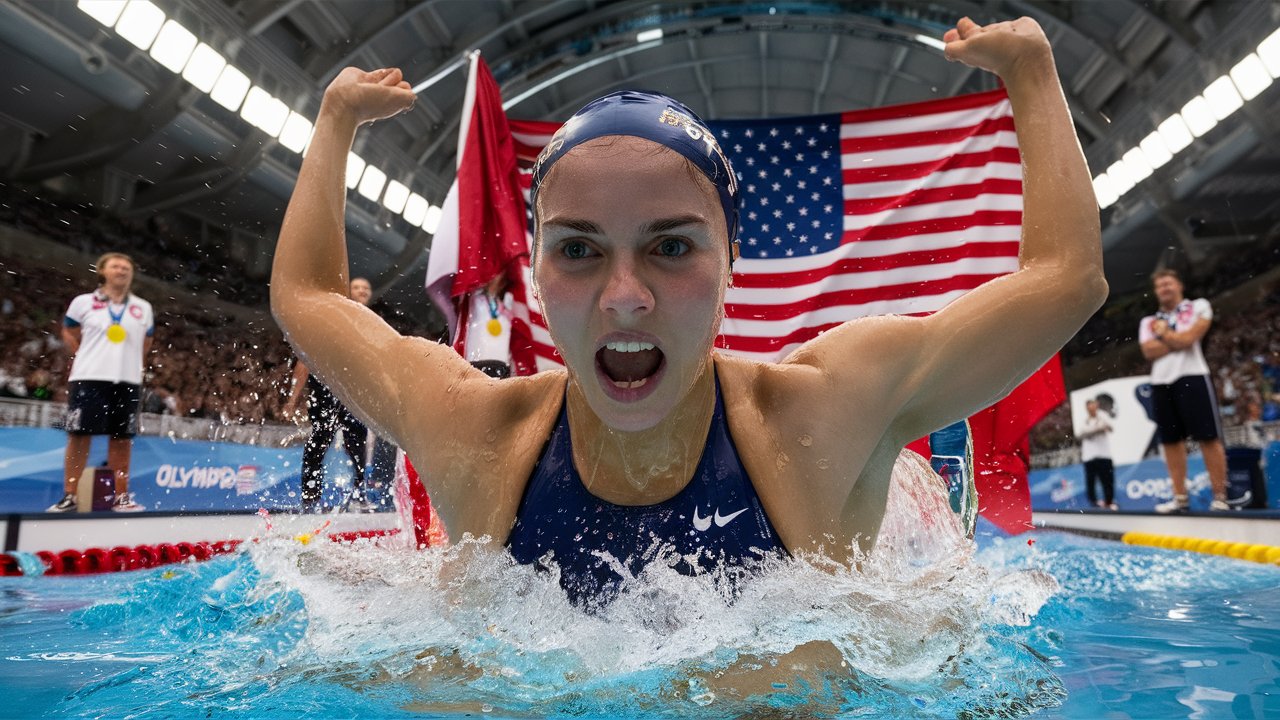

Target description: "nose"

left=599, top=258, right=653, bottom=319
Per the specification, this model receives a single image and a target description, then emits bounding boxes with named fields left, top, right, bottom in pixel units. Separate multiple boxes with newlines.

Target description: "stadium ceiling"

left=1, top=0, right=1278, bottom=309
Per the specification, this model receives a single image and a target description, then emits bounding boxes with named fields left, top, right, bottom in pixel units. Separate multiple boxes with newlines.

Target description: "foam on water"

left=28, top=454, right=1067, bottom=717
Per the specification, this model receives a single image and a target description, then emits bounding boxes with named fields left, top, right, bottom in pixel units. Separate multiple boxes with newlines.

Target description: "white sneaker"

left=46, top=493, right=77, bottom=513
left=1154, top=495, right=1189, bottom=514
left=1208, top=498, right=1232, bottom=512
left=111, top=493, right=145, bottom=512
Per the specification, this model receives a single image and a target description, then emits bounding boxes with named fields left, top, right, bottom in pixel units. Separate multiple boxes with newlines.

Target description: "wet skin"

left=270, top=16, right=1107, bottom=702
left=271, top=15, right=1107, bottom=570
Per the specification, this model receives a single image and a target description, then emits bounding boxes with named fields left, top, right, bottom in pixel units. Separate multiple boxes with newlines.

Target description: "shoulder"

left=717, top=315, right=926, bottom=413
left=406, top=363, right=566, bottom=442
left=1192, top=298, right=1212, bottom=315
left=714, top=351, right=822, bottom=412
left=64, top=293, right=96, bottom=319
left=66, top=292, right=95, bottom=309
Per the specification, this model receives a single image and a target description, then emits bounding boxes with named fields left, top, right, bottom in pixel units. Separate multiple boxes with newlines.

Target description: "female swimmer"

left=271, top=16, right=1105, bottom=606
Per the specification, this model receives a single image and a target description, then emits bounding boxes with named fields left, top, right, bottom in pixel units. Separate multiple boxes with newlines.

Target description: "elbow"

left=269, top=285, right=290, bottom=332
left=269, top=283, right=308, bottom=340
left=1083, top=270, right=1109, bottom=313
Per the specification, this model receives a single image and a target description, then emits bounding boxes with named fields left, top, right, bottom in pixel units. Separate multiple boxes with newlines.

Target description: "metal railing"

left=0, top=398, right=305, bottom=447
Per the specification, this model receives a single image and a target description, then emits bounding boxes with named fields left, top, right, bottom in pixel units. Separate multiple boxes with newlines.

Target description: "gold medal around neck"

left=106, top=324, right=127, bottom=343
left=486, top=318, right=503, bottom=337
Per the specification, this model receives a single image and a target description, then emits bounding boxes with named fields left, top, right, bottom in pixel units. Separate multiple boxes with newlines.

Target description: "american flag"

left=429, top=58, right=1059, bottom=533
left=507, top=89, right=1023, bottom=365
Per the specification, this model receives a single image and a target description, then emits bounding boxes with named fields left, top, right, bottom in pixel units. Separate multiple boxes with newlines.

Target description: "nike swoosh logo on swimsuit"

left=714, top=508, right=747, bottom=527
left=692, top=508, right=712, bottom=532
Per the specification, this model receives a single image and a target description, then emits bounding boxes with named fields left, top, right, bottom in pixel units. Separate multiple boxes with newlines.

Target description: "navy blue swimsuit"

left=506, top=377, right=786, bottom=607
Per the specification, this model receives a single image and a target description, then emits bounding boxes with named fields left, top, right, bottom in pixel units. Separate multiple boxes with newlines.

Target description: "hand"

left=321, top=67, right=416, bottom=126
left=1152, top=318, right=1170, bottom=336
left=942, top=17, right=1053, bottom=81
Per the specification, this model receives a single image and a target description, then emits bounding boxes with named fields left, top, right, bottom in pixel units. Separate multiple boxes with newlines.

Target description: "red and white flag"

left=429, top=59, right=1062, bottom=534
left=425, top=53, right=538, bottom=375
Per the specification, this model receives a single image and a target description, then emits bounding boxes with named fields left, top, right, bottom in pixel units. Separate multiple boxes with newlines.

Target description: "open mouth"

left=595, top=340, right=665, bottom=390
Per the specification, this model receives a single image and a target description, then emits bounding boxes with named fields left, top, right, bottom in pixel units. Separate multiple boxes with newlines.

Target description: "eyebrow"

left=541, top=215, right=707, bottom=235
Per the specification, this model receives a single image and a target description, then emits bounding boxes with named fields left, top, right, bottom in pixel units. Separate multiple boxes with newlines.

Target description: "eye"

left=561, top=240, right=595, bottom=260
left=655, top=237, right=689, bottom=258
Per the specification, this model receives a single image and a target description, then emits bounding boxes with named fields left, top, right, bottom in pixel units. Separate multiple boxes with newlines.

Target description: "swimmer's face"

left=533, top=136, right=729, bottom=431
left=350, top=277, right=372, bottom=305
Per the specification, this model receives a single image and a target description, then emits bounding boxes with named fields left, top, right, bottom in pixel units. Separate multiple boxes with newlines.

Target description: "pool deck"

left=3, top=510, right=400, bottom=555
left=1035, top=509, right=1280, bottom=545
left=5, top=508, right=1276, bottom=556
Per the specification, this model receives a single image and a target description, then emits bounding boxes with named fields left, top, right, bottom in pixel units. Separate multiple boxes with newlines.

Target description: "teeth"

left=604, top=341, right=656, bottom=353
left=611, top=378, right=649, bottom=390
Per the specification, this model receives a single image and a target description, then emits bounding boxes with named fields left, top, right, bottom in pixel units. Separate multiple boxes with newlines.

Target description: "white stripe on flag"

left=839, top=100, right=1013, bottom=138
left=842, top=195, right=1024, bottom=231
left=843, top=163, right=1022, bottom=197
left=841, top=130, right=1019, bottom=169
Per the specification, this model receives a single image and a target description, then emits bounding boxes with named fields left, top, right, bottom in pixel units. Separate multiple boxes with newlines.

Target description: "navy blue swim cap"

left=530, top=90, right=740, bottom=259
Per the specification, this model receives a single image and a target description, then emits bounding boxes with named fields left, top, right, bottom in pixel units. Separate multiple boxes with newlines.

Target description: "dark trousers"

left=1084, top=458, right=1115, bottom=506
left=302, top=384, right=367, bottom=504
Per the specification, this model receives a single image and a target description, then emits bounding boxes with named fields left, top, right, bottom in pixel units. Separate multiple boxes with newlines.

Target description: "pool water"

left=3, top=526, right=1278, bottom=718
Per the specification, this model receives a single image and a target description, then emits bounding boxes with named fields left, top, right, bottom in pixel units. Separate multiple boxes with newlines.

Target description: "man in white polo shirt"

left=47, top=252, right=154, bottom=512
left=1139, top=268, right=1229, bottom=513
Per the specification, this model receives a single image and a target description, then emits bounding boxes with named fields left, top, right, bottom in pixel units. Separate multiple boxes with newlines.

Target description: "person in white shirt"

left=1079, top=397, right=1116, bottom=510
left=1138, top=268, right=1229, bottom=513
left=464, top=274, right=515, bottom=379
left=47, top=252, right=154, bottom=512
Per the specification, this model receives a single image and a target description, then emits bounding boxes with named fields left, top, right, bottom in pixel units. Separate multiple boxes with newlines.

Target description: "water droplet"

left=816, top=458, right=831, bottom=470
left=798, top=434, right=812, bottom=447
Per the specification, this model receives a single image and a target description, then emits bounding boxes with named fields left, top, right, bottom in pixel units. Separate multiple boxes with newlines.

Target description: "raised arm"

left=793, top=17, right=1107, bottom=446
left=270, top=68, right=481, bottom=447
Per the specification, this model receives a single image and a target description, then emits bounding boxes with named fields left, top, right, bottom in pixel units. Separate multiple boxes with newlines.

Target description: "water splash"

left=44, top=455, right=1063, bottom=717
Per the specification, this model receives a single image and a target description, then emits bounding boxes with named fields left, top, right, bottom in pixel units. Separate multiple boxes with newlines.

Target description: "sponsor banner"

left=1032, top=442, right=1280, bottom=511
left=1069, top=375, right=1157, bottom=466
left=0, top=428, right=364, bottom=512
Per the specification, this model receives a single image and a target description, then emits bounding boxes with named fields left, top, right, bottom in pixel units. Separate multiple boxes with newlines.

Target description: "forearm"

left=1141, top=339, right=1170, bottom=360
left=1160, top=329, right=1197, bottom=350
left=270, top=102, right=359, bottom=320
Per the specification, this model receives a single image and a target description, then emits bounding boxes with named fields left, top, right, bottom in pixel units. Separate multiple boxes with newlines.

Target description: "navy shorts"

left=65, top=381, right=141, bottom=438
left=1151, top=375, right=1221, bottom=443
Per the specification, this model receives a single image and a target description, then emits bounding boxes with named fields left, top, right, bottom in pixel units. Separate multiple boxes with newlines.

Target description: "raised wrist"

left=999, top=46, right=1057, bottom=90
left=317, top=96, right=361, bottom=132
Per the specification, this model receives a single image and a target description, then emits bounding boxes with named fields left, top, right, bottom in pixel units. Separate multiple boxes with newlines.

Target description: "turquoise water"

left=2, top=528, right=1278, bottom=718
